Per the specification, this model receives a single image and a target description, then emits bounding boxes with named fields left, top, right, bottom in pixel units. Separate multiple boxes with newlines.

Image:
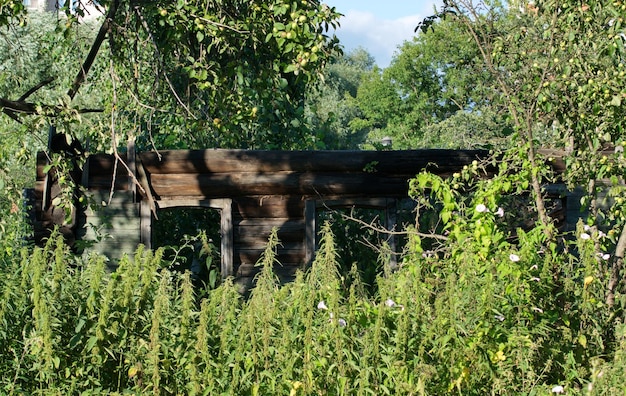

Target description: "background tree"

left=304, top=47, right=374, bottom=149
left=353, top=16, right=513, bottom=149
left=103, top=0, right=341, bottom=150
left=0, top=12, right=108, bottom=252
left=418, top=0, right=626, bottom=349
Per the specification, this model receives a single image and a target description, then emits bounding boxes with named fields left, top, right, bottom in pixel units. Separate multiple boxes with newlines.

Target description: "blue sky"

left=324, top=1, right=444, bottom=68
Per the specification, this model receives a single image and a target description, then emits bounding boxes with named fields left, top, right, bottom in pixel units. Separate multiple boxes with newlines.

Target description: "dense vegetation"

left=1, top=0, right=626, bottom=394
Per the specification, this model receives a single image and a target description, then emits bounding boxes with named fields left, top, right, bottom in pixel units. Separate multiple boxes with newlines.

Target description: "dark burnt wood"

left=139, top=149, right=491, bottom=175
left=149, top=172, right=413, bottom=198
left=35, top=147, right=579, bottom=289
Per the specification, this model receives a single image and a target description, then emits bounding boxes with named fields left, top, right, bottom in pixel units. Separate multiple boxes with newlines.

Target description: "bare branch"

left=67, top=0, right=120, bottom=100
left=189, top=13, right=250, bottom=34
left=133, top=6, right=195, bottom=119
left=322, top=203, right=449, bottom=242
left=18, top=77, right=55, bottom=102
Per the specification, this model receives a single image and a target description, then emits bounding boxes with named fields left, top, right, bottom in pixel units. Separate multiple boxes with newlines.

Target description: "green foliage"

left=318, top=207, right=389, bottom=291
left=0, top=12, right=110, bottom=256
left=304, top=47, right=374, bottom=149
left=1, top=2, right=626, bottom=394
left=0, top=11, right=109, bottom=143
left=105, top=0, right=341, bottom=150
left=352, top=16, right=513, bottom=149
left=0, top=0, right=26, bottom=28
left=1, top=1, right=342, bottom=155
left=2, top=166, right=626, bottom=394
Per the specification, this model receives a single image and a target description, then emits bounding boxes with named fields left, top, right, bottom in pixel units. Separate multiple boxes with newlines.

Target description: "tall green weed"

left=1, top=162, right=626, bottom=394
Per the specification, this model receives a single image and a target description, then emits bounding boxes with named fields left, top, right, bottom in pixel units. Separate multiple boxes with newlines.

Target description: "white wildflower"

left=598, top=230, right=606, bottom=238
left=385, top=299, right=396, bottom=308
left=338, top=318, right=347, bottom=327
left=531, top=277, right=541, bottom=282
left=509, top=253, right=520, bottom=262
left=530, top=264, right=539, bottom=270
left=551, top=385, right=564, bottom=394
left=475, top=204, right=489, bottom=213
left=422, top=250, right=435, bottom=258
left=495, top=314, right=505, bottom=322
left=317, top=301, right=328, bottom=310
left=580, top=232, right=591, bottom=240
left=495, top=207, right=505, bottom=217
left=583, top=224, right=592, bottom=231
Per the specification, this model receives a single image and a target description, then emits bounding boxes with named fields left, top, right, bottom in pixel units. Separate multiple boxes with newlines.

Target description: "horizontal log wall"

left=232, top=196, right=306, bottom=285
left=137, top=149, right=498, bottom=287
left=34, top=148, right=579, bottom=290
left=139, top=149, right=491, bottom=174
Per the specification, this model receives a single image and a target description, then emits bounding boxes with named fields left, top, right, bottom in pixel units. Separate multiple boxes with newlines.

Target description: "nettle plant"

left=404, top=146, right=625, bottom=393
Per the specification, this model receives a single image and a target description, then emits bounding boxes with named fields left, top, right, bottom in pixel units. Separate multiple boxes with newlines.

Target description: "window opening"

left=316, top=204, right=390, bottom=293
left=152, top=207, right=222, bottom=289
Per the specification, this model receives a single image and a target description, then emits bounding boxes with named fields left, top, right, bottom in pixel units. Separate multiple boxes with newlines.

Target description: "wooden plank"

left=236, top=250, right=305, bottom=266
left=83, top=239, right=141, bottom=261
left=140, top=200, right=152, bottom=249
left=234, top=218, right=299, bottom=227
left=79, top=215, right=141, bottom=228
left=156, top=198, right=229, bottom=209
left=233, top=195, right=305, bottom=218
left=85, top=154, right=127, bottom=175
left=235, top=242, right=305, bottom=254
left=234, top=232, right=304, bottom=251
left=316, top=197, right=391, bottom=210
left=235, top=228, right=305, bottom=244
left=78, top=226, right=141, bottom=240
left=221, top=198, right=234, bottom=279
left=83, top=191, right=137, bottom=206
left=305, top=200, right=315, bottom=266
left=82, top=202, right=140, bottom=218
left=139, top=149, right=493, bottom=175
left=149, top=172, right=413, bottom=198
left=235, top=262, right=303, bottom=277
left=235, top=234, right=304, bottom=245
left=85, top=174, right=129, bottom=191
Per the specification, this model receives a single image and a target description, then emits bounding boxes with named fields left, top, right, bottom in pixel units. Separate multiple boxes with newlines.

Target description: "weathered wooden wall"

left=35, top=148, right=576, bottom=288
left=76, top=191, right=141, bottom=261
left=137, top=149, right=494, bottom=286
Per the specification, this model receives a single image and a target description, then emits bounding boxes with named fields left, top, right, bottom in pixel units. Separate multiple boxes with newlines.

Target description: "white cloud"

left=335, top=10, right=422, bottom=67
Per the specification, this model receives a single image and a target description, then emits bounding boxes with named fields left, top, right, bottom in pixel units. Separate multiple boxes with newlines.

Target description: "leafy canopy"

left=104, top=0, right=342, bottom=150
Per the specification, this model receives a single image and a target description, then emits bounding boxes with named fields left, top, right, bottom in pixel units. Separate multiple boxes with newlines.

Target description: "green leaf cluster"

left=106, top=0, right=341, bottom=150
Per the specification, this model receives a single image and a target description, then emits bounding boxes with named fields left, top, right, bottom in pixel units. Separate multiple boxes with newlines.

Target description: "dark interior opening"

left=152, top=206, right=222, bottom=289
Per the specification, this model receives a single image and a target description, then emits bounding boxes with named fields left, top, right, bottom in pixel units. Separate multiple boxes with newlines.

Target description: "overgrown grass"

left=1, top=217, right=626, bottom=394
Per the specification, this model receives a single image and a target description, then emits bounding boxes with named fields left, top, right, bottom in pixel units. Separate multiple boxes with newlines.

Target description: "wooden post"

left=140, top=199, right=152, bottom=250
left=305, top=199, right=316, bottom=266
left=220, top=198, right=234, bottom=279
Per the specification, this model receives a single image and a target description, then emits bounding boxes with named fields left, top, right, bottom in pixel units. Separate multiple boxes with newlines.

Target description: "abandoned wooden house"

left=33, top=146, right=576, bottom=288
